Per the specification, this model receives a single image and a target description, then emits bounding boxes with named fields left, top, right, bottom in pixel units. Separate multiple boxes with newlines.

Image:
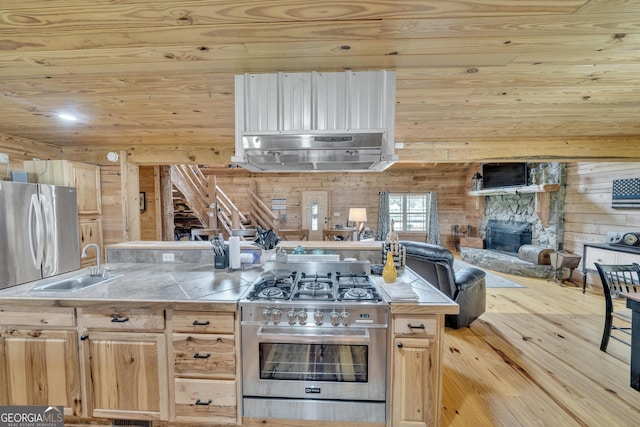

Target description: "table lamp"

left=348, top=208, right=367, bottom=240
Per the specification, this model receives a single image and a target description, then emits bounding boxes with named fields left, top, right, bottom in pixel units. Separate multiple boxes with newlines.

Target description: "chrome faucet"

left=81, top=243, right=104, bottom=277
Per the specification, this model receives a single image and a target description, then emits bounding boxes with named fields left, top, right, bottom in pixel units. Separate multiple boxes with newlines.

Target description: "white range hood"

left=232, top=70, right=397, bottom=172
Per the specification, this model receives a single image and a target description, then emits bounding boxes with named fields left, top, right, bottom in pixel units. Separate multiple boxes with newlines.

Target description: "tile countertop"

left=0, top=263, right=261, bottom=308
left=375, top=268, right=459, bottom=314
left=0, top=261, right=458, bottom=314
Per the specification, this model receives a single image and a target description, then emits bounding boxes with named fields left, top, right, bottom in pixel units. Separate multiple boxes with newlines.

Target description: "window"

left=389, top=193, right=431, bottom=232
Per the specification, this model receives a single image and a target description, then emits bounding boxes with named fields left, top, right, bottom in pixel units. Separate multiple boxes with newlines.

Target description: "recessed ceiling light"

left=58, top=113, right=77, bottom=121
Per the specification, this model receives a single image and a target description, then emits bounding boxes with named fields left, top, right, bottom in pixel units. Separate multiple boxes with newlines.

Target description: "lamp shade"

left=348, top=208, right=367, bottom=223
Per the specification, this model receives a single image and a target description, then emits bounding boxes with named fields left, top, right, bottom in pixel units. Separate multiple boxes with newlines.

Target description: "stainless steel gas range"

left=240, top=261, right=389, bottom=423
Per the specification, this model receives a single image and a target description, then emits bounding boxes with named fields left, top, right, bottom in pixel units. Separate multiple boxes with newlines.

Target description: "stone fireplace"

left=460, top=163, right=566, bottom=278
left=480, top=163, right=566, bottom=250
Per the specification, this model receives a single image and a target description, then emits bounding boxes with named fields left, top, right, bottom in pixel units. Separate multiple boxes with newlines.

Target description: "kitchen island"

left=0, top=241, right=458, bottom=427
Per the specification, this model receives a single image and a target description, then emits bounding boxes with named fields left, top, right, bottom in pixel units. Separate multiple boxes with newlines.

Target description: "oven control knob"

left=261, top=308, right=272, bottom=322
left=313, top=310, right=324, bottom=325
left=340, top=311, right=351, bottom=326
left=329, top=311, right=340, bottom=326
left=298, top=309, right=308, bottom=325
left=287, top=309, right=297, bottom=325
left=271, top=308, right=282, bottom=324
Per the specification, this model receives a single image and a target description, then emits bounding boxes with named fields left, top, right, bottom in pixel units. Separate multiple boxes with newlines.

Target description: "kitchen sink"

left=33, top=274, right=123, bottom=292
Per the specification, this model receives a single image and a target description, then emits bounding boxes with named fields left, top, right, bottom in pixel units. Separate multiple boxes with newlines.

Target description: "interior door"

left=301, top=191, right=328, bottom=241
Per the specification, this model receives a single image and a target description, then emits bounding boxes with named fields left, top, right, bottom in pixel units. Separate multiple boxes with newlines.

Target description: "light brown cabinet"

left=23, top=160, right=103, bottom=267
left=170, top=310, right=238, bottom=424
left=0, top=307, right=81, bottom=416
left=79, top=308, right=169, bottom=421
left=390, top=314, right=441, bottom=427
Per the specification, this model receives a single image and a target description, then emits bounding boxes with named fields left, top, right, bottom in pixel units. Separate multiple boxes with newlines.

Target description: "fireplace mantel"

left=468, top=183, right=560, bottom=227
left=467, top=183, right=560, bottom=197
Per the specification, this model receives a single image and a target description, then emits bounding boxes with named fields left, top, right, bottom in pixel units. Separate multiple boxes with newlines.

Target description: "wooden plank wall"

left=100, top=165, right=125, bottom=248
left=0, top=133, right=62, bottom=178
left=212, top=164, right=470, bottom=249
left=563, top=162, right=640, bottom=286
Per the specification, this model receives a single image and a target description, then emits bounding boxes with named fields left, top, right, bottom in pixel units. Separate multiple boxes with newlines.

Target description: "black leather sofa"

left=400, top=241, right=486, bottom=329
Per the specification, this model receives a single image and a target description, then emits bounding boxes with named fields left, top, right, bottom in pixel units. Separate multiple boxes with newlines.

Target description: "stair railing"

left=172, top=164, right=279, bottom=238
left=170, top=165, right=209, bottom=226
left=247, top=189, right=279, bottom=231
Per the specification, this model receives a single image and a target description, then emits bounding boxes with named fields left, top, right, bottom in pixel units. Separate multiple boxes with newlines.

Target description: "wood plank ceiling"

left=1, top=0, right=639, bottom=166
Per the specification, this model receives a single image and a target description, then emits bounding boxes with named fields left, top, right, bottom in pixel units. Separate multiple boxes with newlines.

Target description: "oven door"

left=242, top=323, right=387, bottom=401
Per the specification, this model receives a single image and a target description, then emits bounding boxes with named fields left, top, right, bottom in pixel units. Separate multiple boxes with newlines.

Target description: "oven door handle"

left=257, top=326, right=371, bottom=344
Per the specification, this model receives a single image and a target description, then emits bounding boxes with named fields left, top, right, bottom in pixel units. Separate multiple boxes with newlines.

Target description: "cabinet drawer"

left=174, top=378, right=236, bottom=423
left=173, top=333, right=235, bottom=379
left=393, top=315, right=437, bottom=337
left=617, top=252, right=640, bottom=265
left=0, top=306, right=75, bottom=327
left=585, top=248, right=617, bottom=270
left=172, top=311, right=234, bottom=334
left=81, top=309, right=164, bottom=331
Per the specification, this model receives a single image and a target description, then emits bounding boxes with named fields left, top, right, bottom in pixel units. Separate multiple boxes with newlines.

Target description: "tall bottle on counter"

left=229, top=236, right=241, bottom=269
left=382, top=251, right=398, bottom=283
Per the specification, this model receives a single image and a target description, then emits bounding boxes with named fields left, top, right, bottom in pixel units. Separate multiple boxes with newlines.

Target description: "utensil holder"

left=214, top=245, right=229, bottom=269
left=214, top=255, right=228, bottom=269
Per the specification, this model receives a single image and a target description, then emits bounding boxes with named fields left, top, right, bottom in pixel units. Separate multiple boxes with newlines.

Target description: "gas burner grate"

left=336, top=272, right=372, bottom=287
left=247, top=281, right=291, bottom=300
left=292, top=279, right=334, bottom=300
left=344, top=288, right=372, bottom=299
left=258, top=286, right=288, bottom=299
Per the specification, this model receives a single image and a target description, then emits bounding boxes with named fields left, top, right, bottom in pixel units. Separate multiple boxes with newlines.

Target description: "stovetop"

left=242, top=261, right=385, bottom=304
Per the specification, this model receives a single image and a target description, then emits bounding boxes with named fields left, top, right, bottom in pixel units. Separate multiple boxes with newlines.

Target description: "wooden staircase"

left=169, top=165, right=280, bottom=239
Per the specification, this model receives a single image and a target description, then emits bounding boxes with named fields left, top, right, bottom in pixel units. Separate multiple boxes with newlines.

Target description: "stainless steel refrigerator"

left=0, top=181, right=80, bottom=289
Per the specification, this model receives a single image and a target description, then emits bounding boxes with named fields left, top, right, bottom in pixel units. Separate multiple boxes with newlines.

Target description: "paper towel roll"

left=229, top=236, right=241, bottom=269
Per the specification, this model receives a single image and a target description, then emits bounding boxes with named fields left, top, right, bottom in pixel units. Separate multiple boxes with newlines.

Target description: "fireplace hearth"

left=485, top=220, right=532, bottom=254
left=460, top=247, right=554, bottom=279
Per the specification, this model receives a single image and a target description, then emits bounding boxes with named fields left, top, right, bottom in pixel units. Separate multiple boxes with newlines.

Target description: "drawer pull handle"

left=408, top=323, right=425, bottom=330
left=195, top=399, right=212, bottom=406
left=111, top=315, right=129, bottom=323
left=80, top=334, right=89, bottom=341
left=193, top=320, right=210, bottom=326
left=397, top=341, right=404, bottom=348
left=194, top=352, right=211, bottom=359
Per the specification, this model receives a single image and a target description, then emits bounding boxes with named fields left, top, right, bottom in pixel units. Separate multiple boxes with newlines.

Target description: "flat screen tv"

left=482, top=163, right=528, bottom=189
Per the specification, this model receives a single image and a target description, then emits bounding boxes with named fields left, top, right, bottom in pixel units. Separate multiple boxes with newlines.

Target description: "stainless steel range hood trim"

left=231, top=130, right=398, bottom=172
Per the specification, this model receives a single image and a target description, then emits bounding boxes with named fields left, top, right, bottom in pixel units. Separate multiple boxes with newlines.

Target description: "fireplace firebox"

left=485, top=220, right=532, bottom=254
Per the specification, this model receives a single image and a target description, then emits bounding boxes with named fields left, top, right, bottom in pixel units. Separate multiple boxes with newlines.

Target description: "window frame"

left=388, top=192, right=431, bottom=233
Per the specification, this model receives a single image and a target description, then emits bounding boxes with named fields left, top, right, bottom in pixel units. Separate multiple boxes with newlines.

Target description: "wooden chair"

left=594, top=262, right=640, bottom=352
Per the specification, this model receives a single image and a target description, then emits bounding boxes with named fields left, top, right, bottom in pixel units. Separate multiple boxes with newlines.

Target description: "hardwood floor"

left=441, top=272, right=639, bottom=426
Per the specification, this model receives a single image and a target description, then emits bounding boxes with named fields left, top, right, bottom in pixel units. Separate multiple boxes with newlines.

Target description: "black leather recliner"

left=400, top=241, right=486, bottom=329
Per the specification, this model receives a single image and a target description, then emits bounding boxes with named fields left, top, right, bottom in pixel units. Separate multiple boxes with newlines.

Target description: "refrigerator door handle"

left=29, top=193, right=45, bottom=269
